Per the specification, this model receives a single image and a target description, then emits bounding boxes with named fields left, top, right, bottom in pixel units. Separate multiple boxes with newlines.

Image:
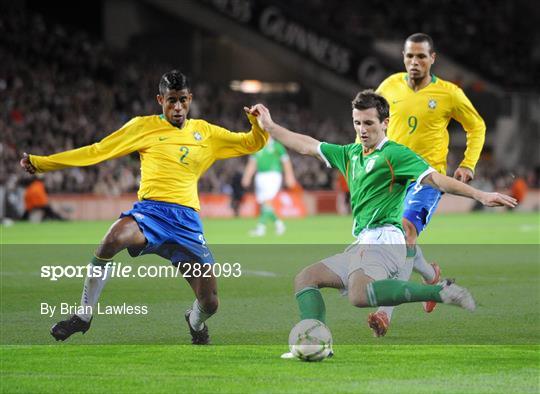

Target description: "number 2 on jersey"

left=407, top=115, right=418, bottom=134
left=179, top=146, right=190, bottom=164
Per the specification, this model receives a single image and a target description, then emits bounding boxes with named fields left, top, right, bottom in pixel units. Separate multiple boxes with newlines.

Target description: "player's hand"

left=241, top=178, right=250, bottom=189
left=20, top=153, right=36, bottom=174
left=454, top=167, right=474, bottom=183
left=477, top=191, right=517, bottom=208
left=244, top=104, right=274, bottom=131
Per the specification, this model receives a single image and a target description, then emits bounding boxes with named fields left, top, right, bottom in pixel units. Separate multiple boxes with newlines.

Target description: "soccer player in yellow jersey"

left=19, top=70, right=268, bottom=344
left=364, top=33, right=486, bottom=337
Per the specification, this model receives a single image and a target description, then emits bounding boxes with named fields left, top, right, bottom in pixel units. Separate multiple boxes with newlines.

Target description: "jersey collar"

left=159, top=114, right=189, bottom=129
left=375, top=137, right=388, bottom=150
left=404, top=73, right=437, bottom=84
left=363, top=137, right=388, bottom=155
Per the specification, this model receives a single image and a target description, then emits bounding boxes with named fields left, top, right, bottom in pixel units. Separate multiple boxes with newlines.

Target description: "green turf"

left=1, top=213, right=539, bottom=393
left=1, top=212, right=539, bottom=244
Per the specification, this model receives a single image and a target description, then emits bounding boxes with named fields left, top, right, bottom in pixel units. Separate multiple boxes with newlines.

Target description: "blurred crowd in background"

left=1, top=10, right=351, bottom=198
left=1, top=6, right=538, bottom=221
left=288, top=0, right=540, bottom=91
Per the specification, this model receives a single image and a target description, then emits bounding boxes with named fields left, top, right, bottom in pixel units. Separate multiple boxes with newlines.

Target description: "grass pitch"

left=1, top=212, right=539, bottom=393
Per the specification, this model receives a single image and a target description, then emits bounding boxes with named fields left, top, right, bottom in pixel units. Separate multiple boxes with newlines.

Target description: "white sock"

left=78, top=264, right=111, bottom=322
left=189, top=299, right=213, bottom=331
left=376, top=256, right=414, bottom=321
left=412, top=246, right=435, bottom=282
left=377, top=306, right=395, bottom=321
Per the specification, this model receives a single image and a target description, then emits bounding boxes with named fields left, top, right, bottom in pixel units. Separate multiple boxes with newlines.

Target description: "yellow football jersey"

left=358, top=72, right=485, bottom=174
left=29, top=114, right=268, bottom=210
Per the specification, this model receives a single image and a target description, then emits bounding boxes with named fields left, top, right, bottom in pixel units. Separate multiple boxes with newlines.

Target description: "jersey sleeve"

left=451, top=88, right=486, bottom=171
left=29, top=117, right=146, bottom=173
left=210, top=113, right=269, bottom=160
left=389, top=145, right=435, bottom=184
left=318, top=142, right=350, bottom=174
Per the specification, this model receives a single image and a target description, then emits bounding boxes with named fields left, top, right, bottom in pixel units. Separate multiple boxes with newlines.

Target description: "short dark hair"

left=159, top=70, right=190, bottom=95
left=351, top=89, right=389, bottom=121
left=404, top=32, right=435, bottom=53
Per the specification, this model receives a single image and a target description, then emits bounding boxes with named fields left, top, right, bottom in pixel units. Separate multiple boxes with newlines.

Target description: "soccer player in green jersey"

left=245, top=91, right=515, bottom=343
left=242, top=137, right=296, bottom=236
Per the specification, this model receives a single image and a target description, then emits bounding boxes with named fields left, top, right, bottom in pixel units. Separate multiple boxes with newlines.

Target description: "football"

left=288, top=319, right=333, bottom=361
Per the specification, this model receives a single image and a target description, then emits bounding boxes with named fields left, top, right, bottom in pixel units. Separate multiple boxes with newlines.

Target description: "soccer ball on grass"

left=288, top=319, right=333, bottom=361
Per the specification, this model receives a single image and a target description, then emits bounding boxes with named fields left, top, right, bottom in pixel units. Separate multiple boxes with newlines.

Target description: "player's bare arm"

left=244, top=104, right=321, bottom=157
left=422, top=171, right=517, bottom=208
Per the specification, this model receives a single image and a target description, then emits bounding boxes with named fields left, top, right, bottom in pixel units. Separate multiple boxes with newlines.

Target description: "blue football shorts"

left=402, top=181, right=442, bottom=235
left=120, top=200, right=214, bottom=266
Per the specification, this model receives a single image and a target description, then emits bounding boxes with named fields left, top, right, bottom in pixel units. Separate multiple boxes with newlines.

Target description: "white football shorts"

left=254, top=171, right=282, bottom=203
left=321, top=225, right=407, bottom=294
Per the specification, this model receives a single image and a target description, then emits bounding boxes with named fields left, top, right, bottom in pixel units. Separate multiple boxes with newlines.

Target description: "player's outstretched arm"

left=244, top=104, right=321, bottom=158
left=422, top=171, right=517, bottom=208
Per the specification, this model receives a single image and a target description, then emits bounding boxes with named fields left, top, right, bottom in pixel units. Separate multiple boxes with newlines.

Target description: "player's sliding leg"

left=348, top=270, right=475, bottom=311
left=50, top=217, right=147, bottom=341
left=184, top=271, right=218, bottom=345
left=294, top=263, right=344, bottom=323
left=369, top=257, right=414, bottom=337
left=281, top=263, right=341, bottom=359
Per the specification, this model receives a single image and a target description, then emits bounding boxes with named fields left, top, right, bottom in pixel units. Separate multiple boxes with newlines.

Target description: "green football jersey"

left=319, top=138, right=433, bottom=235
left=253, top=139, right=288, bottom=172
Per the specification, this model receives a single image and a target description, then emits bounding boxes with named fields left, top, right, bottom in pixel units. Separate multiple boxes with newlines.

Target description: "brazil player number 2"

left=179, top=146, right=190, bottom=164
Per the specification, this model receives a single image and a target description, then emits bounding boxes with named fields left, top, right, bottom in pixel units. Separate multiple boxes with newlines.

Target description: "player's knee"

left=100, top=218, right=143, bottom=255
left=294, top=266, right=319, bottom=291
left=403, top=219, right=418, bottom=245
left=348, top=291, right=369, bottom=308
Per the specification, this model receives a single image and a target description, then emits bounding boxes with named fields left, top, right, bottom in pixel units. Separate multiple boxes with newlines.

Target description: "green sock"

left=260, top=205, right=277, bottom=224
left=366, top=280, right=443, bottom=307
left=91, top=255, right=112, bottom=267
left=295, top=287, right=326, bottom=323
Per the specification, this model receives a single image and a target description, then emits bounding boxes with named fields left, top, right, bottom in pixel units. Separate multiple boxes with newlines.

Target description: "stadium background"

left=1, top=1, right=539, bottom=393
left=1, top=0, right=539, bottom=221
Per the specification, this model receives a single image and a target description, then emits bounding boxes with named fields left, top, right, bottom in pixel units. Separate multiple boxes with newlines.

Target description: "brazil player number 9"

left=407, top=115, right=418, bottom=134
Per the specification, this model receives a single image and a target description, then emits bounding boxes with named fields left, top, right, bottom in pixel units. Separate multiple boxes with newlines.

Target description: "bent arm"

left=422, top=171, right=517, bottom=208
left=452, top=89, right=486, bottom=172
